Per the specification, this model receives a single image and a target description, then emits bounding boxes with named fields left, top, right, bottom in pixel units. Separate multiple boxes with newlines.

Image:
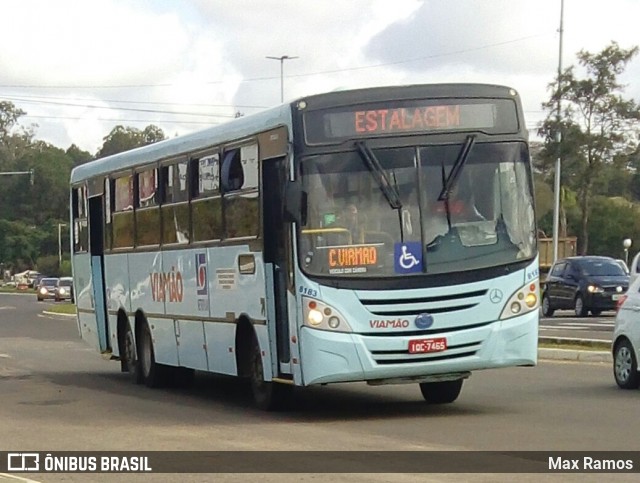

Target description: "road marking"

left=0, top=353, right=11, bottom=358
left=0, top=474, right=42, bottom=483
left=0, top=306, right=16, bottom=310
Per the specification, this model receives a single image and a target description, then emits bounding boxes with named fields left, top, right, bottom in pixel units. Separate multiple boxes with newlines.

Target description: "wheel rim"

left=575, top=297, right=583, bottom=316
left=615, top=346, right=632, bottom=383
left=124, top=328, right=136, bottom=367
left=542, top=296, right=549, bottom=314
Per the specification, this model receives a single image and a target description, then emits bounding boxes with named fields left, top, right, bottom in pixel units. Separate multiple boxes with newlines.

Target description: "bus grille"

left=358, top=289, right=487, bottom=316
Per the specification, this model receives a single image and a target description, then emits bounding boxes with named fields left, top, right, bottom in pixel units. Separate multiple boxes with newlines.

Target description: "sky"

left=1, top=0, right=639, bottom=155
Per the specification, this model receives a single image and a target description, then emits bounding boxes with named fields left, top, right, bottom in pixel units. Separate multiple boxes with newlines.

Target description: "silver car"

left=36, top=277, right=59, bottom=301
left=613, top=275, right=640, bottom=389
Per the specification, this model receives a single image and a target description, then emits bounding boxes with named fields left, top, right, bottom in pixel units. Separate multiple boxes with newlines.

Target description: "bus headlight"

left=500, top=279, right=539, bottom=320
left=302, top=297, right=352, bottom=332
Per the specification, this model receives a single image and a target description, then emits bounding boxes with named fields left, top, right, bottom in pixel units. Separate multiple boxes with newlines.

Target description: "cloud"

left=0, top=0, right=638, bottom=153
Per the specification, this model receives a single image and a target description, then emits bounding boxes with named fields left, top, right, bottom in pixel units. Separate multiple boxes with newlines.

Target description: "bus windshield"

left=298, top=141, right=536, bottom=277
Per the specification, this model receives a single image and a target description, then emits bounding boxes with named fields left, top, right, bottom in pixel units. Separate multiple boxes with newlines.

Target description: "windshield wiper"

left=355, top=141, right=402, bottom=210
left=438, top=135, right=476, bottom=201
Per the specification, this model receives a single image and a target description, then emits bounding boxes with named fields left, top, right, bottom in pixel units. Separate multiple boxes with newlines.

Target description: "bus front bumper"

left=298, top=310, right=538, bottom=386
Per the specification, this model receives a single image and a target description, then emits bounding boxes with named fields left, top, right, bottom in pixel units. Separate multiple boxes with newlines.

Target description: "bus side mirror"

left=284, top=181, right=306, bottom=225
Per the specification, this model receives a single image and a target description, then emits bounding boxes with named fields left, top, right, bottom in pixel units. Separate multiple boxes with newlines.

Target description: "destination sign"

left=304, top=98, right=518, bottom=144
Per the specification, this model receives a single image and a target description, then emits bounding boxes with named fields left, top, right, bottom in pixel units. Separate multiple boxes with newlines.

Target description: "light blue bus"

left=70, top=83, right=539, bottom=410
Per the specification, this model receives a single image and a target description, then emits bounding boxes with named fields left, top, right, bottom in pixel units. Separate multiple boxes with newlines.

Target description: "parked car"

left=54, top=277, right=74, bottom=302
left=31, top=274, right=47, bottom=288
left=36, top=277, right=59, bottom=301
left=541, top=256, right=629, bottom=317
left=612, top=275, right=640, bottom=389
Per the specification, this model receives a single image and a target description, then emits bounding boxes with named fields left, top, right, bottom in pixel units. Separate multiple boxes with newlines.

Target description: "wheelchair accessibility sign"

left=394, top=242, right=423, bottom=274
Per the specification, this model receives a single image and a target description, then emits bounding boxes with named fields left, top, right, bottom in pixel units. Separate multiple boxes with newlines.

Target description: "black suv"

left=541, top=256, right=629, bottom=317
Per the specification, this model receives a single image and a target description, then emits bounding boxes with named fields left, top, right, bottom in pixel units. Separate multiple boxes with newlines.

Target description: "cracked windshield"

left=299, top=141, right=536, bottom=277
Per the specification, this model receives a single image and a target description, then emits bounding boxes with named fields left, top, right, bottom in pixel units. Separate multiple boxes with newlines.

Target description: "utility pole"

left=552, top=0, right=564, bottom=263
left=266, top=55, right=298, bottom=102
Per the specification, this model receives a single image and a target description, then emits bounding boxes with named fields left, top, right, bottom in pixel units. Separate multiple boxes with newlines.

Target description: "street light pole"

left=266, top=55, right=298, bottom=102
left=624, top=239, right=632, bottom=266
left=552, top=0, right=565, bottom=262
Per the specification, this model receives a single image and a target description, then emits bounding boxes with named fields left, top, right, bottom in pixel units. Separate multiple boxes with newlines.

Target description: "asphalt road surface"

left=0, top=293, right=638, bottom=483
left=540, top=310, right=616, bottom=342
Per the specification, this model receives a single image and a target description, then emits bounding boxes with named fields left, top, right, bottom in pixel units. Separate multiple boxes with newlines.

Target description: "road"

left=540, top=310, right=616, bottom=342
left=0, top=293, right=637, bottom=482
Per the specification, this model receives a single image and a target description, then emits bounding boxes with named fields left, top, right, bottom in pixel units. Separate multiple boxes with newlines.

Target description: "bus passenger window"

left=72, top=186, right=89, bottom=253
left=161, top=161, right=190, bottom=245
left=192, top=152, right=223, bottom=242
left=221, top=150, right=243, bottom=192
left=112, top=174, right=134, bottom=248
left=223, top=144, right=259, bottom=239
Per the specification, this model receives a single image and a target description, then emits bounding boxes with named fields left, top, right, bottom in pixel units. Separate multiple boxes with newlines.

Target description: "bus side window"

left=72, top=186, right=88, bottom=253
left=191, top=152, right=223, bottom=242
left=161, top=161, right=190, bottom=245
left=223, top=144, right=259, bottom=239
left=136, top=167, right=161, bottom=247
left=104, top=178, right=113, bottom=250
left=112, top=173, right=135, bottom=249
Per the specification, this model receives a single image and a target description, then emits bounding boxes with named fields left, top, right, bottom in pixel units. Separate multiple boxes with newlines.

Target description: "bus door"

left=87, top=189, right=110, bottom=352
left=260, top=128, right=293, bottom=376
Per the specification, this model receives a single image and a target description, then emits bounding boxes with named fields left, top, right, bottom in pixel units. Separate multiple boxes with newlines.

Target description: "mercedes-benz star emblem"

left=489, top=289, right=503, bottom=304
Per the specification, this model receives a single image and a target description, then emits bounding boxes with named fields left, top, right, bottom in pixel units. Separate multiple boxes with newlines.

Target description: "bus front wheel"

left=419, top=379, right=463, bottom=404
left=249, top=332, right=292, bottom=411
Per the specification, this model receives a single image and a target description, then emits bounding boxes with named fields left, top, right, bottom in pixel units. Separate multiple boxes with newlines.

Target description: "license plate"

left=612, top=294, right=622, bottom=301
left=408, top=337, right=447, bottom=354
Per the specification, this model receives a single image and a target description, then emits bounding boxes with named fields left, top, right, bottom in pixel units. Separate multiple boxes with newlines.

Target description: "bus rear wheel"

left=123, top=320, right=143, bottom=385
left=419, top=379, right=463, bottom=404
left=249, top=332, right=292, bottom=411
left=139, top=321, right=168, bottom=388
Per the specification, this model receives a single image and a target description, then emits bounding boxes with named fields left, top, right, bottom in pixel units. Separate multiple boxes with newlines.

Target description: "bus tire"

left=123, top=320, right=143, bottom=385
left=249, top=331, right=292, bottom=411
left=139, top=321, right=167, bottom=388
left=419, top=379, right=463, bottom=404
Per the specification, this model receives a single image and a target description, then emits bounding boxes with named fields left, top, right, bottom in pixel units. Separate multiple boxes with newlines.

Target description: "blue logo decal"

left=196, top=253, right=208, bottom=295
left=415, top=313, right=434, bottom=329
left=394, top=242, right=423, bottom=274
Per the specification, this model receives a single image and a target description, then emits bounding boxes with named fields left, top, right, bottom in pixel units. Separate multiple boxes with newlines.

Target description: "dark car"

left=541, top=256, right=629, bottom=317
left=54, top=277, right=74, bottom=302
left=36, top=277, right=59, bottom=301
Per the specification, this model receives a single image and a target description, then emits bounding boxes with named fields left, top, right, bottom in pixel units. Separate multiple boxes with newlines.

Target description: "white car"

left=630, top=251, right=640, bottom=285
left=613, top=275, right=640, bottom=389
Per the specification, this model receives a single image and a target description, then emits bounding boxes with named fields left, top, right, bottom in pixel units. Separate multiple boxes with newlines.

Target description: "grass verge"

left=45, top=303, right=77, bottom=315
left=539, top=337, right=610, bottom=352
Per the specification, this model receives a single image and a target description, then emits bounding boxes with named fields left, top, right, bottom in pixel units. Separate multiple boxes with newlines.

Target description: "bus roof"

left=70, top=103, right=292, bottom=184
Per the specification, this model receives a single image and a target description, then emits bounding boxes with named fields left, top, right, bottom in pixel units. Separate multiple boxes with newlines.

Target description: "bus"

left=70, top=83, right=539, bottom=410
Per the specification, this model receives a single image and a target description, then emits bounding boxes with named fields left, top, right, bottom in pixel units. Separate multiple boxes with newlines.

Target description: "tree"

left=538, top=42, right=640, bottom=254
left=96, top=124, right=166, bottom=158
left=66, top=144, right=93, bottom=166
left=0, top=101, right=26, bottom=143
